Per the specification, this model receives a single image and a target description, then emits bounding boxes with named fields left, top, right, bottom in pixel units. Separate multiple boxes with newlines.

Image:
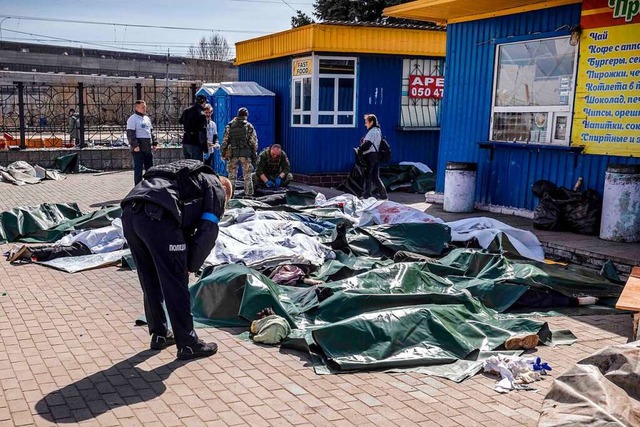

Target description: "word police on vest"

left=169, top=244, right=187, bottom=252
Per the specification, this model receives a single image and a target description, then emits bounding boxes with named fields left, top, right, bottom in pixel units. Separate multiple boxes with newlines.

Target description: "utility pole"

left=165, top=48, right=170, bottom=90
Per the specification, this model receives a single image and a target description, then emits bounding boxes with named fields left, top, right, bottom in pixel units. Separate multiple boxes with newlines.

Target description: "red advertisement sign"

left=408, top=75, right=444, bottom=99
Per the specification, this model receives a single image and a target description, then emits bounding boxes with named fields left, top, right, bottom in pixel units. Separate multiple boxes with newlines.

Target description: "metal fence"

left=0, top=82, right=197, bottom=149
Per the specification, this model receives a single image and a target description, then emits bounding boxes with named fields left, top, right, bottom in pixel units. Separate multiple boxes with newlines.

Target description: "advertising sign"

left=408, top=75, right=444, bottom=99
left=292, top=57, right=312, bottom=77
left=573, top=0, right=640, bottom=156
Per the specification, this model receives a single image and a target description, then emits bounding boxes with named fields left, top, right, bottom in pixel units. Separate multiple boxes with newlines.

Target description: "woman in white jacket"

left=358, top=114, right=388, bottom=199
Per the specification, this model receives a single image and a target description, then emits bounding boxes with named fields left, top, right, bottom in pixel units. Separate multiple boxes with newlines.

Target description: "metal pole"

left=17, top=81, right=26, bottom=149
left=190, top=83, right=196, bottom=103
left=0, top=17, right=10, bottom=50
left=135, top=82, right=142, bottom=100
left=78, top=82, right=85, bottom=147
left=165, top=48, right=169, bottom=90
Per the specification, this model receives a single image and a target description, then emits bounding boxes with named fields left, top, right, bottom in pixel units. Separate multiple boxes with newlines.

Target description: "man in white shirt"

left=126, top=100, right=158, bottom=185
left=202, top=104, right=219, bottom=168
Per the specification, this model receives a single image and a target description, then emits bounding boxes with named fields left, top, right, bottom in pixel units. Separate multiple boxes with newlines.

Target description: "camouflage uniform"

left=221, top=117, right=258, bottom=196
left=252, top=147, right=293, bottom=190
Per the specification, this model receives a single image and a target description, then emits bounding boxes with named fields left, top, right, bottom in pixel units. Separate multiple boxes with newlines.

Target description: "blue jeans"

left=132, top=151, right=154, bottom=185
left=183, top=144, right=204, bottom=160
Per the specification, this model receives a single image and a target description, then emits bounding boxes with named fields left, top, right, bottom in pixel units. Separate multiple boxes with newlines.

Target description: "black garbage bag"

left=534, top=198, right=563, bottom=231
left=532, top=180, right=558, bottom=198
left=337, top=148, right=365, bottom=197
left=532, top=180, right=602, bottom=235
left=562, top=189, right=602, bottom=235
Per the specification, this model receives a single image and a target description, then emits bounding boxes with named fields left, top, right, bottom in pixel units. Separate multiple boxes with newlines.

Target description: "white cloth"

left=398, top=161, right=433, bottom=174
left=446, top=217, right=545, bottom=262
left=204, top=219, right=334, bottom=268
left=483, top=354, right=543, bottom=393
left=57, top=218, right=126, bottom=254
left=126, top=113, right=153, bottom=138
left=361, top=127, right=382, bottom=155
left=357, top=200, right=444, bottom=227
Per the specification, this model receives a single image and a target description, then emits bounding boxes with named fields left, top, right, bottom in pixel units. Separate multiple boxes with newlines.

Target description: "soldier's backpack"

left=377, top=137, right=392, bottom=163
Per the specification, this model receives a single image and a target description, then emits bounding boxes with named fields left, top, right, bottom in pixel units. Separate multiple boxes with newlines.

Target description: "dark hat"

left=195, top=94, right=207, bottom=103
left=237, top=107, right=248, bottom=117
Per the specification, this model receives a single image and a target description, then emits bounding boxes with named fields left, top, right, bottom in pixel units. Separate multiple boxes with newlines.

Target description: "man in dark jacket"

left=121, top=160, right=231, bottom=360
left=179, top=95, right=208, bottom=160
left=252, top=144, right=292, bottom=190
left=220, top=107, right=258, bottom=196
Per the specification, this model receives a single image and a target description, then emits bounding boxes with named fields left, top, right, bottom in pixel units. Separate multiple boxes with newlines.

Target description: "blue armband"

left=201, top=212, right=219, bottom=224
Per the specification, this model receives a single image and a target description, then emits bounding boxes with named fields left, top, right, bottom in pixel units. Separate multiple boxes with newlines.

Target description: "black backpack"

left=377, top=137, right=392, bottom=162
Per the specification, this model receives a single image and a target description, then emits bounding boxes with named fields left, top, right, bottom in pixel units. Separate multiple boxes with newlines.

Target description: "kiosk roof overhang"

left=235, top=22, right=446, bottom=66
left=383, top=0, right=581, bottom=25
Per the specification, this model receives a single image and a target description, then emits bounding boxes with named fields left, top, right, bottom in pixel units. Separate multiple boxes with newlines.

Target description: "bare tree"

left=186, top=34, right=233, bottom=83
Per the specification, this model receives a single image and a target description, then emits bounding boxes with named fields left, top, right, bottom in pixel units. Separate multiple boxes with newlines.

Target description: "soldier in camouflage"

left=252, top=144, right=293, bottom=190
left=221, top=107, right=258, bottom=196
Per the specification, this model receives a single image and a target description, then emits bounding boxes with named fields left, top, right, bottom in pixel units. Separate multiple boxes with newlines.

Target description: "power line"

left=2, top=28, right=236, bottom=58
left=229, top=0, right=314, bottom=3
left=0, top=15, right=270, bottom=35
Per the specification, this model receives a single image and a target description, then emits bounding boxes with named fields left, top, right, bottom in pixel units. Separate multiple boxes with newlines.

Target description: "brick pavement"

left=0, top=171, right=635, bottom=426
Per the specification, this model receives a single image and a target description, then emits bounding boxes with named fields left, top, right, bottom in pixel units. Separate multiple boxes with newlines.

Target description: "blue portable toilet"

left=212, top=81, right=275, bottom=152
left=195, top=83, right=220, bottom=106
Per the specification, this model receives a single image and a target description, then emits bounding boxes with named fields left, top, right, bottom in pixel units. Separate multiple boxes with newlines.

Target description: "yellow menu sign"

left=573, top=0, right=640, bottom=156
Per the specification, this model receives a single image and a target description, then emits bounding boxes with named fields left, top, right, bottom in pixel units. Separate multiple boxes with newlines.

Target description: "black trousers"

left=362, top=152, right=387, bottom=199
left=31, top=242, right=91, bottom=261
left=122, top=202, right=198, bottom=348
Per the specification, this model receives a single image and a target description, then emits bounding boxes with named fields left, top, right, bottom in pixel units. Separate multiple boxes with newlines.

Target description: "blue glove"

left=275, top=177, right=281, bottom=188
left=532, top=357, right=552, bottom=372
left=203, top=153, right=211, bottom=161
left=265, top=180, right=275, bottom=188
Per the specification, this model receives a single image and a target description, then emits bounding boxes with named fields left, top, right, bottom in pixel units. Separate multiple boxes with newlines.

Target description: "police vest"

left=226, top=119, right=253, bottom=158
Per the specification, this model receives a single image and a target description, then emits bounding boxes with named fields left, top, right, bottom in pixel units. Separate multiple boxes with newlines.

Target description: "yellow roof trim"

left=384, top=0, right=582, bottom=25
left=235, top=23, right=446, bottom=66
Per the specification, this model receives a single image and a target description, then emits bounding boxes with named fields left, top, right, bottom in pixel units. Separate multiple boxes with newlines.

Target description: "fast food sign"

left=292, top=57, right=312, bottom=76
left=408, top=75, right=444, bottom=99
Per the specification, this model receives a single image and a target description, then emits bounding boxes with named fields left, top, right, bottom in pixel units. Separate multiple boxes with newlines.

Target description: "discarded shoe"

left=177, top=339, right=218, bottom=360
left=504, top=334, right=539, bottom=350
left=6, top=245, right=31, bottom=262
left=150, top=331, right=176, bottom=350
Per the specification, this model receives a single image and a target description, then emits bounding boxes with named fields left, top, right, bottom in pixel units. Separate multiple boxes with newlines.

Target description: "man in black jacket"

left=121, top=160, right=231, bottom=360
left=179, top=95, right=208, bottom=160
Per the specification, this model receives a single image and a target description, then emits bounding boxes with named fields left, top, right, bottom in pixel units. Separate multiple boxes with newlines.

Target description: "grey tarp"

left=37, top=249, right=131, bottom=273
left=538, top=342, right=640, bottom=427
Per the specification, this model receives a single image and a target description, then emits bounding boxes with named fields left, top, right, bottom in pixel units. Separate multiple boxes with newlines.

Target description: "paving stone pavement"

left=0, top=171, right=635, bottom=426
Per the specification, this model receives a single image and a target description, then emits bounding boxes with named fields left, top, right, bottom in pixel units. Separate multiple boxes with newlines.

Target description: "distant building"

left=0, top=41, right=237, bottom=84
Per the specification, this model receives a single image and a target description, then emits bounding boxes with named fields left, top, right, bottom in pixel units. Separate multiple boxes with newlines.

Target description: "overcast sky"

left=0, top=0, right=316, bottom=58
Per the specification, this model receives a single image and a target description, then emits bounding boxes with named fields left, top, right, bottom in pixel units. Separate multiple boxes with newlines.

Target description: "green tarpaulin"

left=0, top=203, right=122, bottom=244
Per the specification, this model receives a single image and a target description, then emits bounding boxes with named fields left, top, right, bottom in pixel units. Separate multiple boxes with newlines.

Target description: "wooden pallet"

left=616, top=266, right=640, bottom=341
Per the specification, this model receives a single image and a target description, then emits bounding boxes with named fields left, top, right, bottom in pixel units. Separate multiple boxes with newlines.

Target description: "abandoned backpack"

left=377, top=136, right=392, bottom=162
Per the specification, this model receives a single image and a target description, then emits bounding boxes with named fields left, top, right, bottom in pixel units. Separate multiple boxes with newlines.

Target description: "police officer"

left=179, top=94, right=208, bottom=160
left=252, top=143, right=292, bottom=191
left=126, top=100, right=157, bottom=185
left=221, top=107, right=258, bottom=196
left=121, top=159, right=231, bottom=360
